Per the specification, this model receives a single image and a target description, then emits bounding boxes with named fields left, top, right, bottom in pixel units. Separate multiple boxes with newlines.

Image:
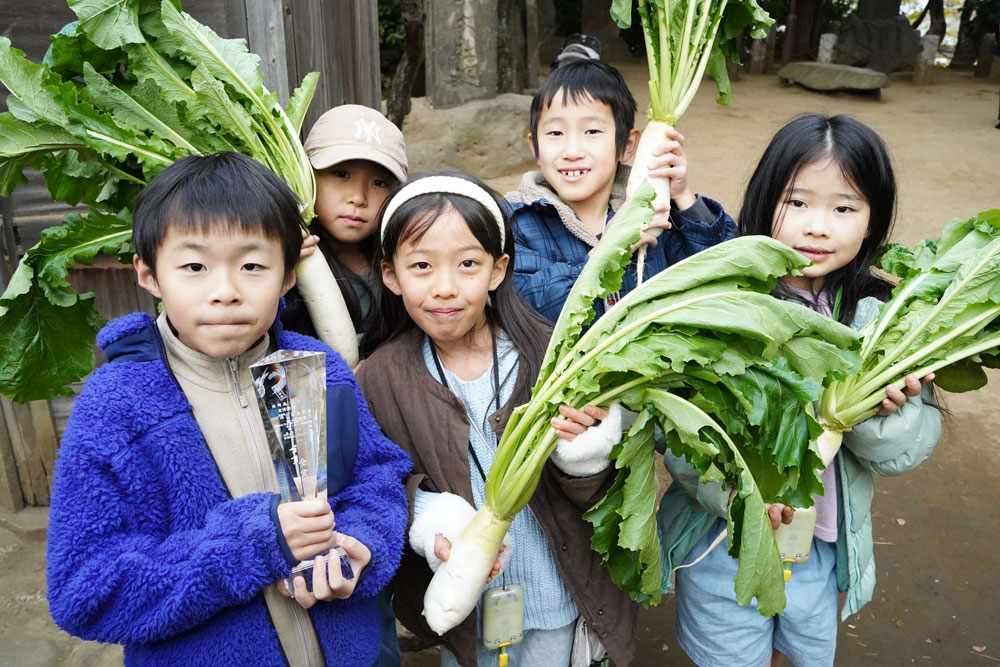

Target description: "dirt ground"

left=0, top=68, right=997, bottom=666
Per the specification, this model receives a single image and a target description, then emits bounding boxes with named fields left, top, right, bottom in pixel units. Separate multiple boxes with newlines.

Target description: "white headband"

left=380, top=176, right=506, bottom=244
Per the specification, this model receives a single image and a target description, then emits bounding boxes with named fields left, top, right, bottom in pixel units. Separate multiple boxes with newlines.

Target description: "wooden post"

left=782, top=0, right=798, bottom=66
left=0, top=404, right=25, bottom=511
left=525, top=0, right=542, bottom=88
left=244, top=0, right=292, bottom=104
left=236, top=0, right=380, bottom=132
left=1, top=397, right=58, bottom=506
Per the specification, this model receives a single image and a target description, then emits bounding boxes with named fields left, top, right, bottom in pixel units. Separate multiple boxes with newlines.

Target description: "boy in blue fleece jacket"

left=507, top=59, right=736, bottom=321
left=45, top=152, right=411, bottom=666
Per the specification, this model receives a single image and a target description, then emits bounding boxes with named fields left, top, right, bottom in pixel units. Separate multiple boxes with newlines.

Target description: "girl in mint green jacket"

left=659, top=114, right=942, bottom=667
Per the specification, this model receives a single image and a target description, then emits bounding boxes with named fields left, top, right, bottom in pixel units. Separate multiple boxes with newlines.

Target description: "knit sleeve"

left=46, top=374, right=291, bottom=644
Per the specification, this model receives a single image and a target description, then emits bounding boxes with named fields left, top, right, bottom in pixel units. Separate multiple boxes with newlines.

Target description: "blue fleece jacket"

left=46, top=312, right=411, bottom=666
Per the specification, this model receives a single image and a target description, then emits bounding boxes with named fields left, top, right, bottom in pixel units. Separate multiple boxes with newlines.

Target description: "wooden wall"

left=0, top=0, right=379, bottom=511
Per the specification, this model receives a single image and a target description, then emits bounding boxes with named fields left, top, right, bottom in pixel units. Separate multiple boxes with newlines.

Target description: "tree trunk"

left=794, top=0, right=823, bottom=60
left=928, top=0, right=947, bottom=37
left=950, top=0, right=980, bottom=68
left=385, top=0, right=425, bottom=128
left=497, top=0, right=527, bottom=93
left=857, top=0, right=902, bottom=20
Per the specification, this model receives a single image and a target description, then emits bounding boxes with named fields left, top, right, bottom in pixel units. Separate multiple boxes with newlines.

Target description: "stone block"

left=818, top=33, right=837, bottom=64
left=403, top=94, right=536, bottom=180
left=833, top=14, right=921, bottom=73
left=913, top=33, right=941, bottom=85
left=425, top=0, right=498, bottom=109
left=777, top=62, right=889, bottom=92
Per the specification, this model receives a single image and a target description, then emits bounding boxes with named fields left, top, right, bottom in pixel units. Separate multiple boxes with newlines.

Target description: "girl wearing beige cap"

left=282, top=104, right=408, bottom=355
left=280, top=104, right=408, bottom=667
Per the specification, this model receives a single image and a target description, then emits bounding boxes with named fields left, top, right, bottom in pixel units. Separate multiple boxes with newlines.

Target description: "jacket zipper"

left=227, top=357, right=316, bottom=667
left=152, top=320, right=292, bottom=665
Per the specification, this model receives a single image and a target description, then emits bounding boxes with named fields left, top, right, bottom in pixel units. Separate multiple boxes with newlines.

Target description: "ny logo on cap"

left=354, top=119, right=382, bottom=144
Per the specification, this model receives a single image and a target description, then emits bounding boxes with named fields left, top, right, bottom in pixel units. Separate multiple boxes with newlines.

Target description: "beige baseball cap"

left=304, top=105, right=407, bottom=182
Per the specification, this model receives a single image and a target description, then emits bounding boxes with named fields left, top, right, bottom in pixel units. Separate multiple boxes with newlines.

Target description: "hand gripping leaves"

left=0, top=0, right=357, bottom=402
left=815, top=209, right=1000, bottom=465
left=421, top=181, right=861, bottom=633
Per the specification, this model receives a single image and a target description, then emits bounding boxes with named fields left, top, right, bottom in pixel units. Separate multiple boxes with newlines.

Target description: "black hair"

left=738, top=114, right=897, bottom=326
left=364, top=170, right=551, bottom=406
left=132, top=152, right=303, bottom=276
left=310, top=209, right=380, bottom=335
left=529, top=59, right=637, bottom=160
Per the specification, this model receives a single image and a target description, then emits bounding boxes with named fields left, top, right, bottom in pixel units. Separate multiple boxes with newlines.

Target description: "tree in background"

left=950, top=0, right=1000, bottom=66
left=383, top=0, right=424, bottom=127
left=912, top=0, right=948, bottom=37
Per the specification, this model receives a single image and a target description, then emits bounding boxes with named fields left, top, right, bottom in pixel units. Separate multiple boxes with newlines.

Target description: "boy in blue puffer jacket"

left=46, top=152, right=411, bottom=666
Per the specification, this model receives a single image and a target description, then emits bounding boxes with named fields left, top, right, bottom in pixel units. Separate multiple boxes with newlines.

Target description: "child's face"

left=772, top=159, right=871, bottom=291
left=135, top=228, right=295, bottom=358
left=530, top=93, right=635, bottom=213
left=314, top=159, right=395, bottom=246
left=380, top=206, right=509, bottom=348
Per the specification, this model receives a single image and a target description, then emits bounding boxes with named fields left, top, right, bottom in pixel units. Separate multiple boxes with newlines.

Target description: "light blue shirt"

left=413, top=334, right=578, bottom=631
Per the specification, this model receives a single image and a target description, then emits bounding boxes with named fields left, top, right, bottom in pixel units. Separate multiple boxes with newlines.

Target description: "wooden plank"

left=288, top=0, right=331, bottom=132
left=0, top=402, right=26, bottom=512
left=244, top=0, right=292, bottom=104
left=1, top=397, right=58, bottom=506
left=0, top=197, right=17, bottom=291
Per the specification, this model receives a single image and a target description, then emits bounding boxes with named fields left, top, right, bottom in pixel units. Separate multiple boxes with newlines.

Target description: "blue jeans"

left=675, top=519, right=838, bottom=667
left=373, top=587, right=402, bottom=667
left=439, top=620, right=575, bottom=667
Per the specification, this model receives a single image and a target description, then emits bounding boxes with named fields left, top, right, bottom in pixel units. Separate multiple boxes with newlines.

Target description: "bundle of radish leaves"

left=421, top=181, right=862, bottom=633
left=0, top=0, right=357, bottom=403
left=814, top=208, right=1000, bottom=465
left=611, top=0, right=773, bottom=281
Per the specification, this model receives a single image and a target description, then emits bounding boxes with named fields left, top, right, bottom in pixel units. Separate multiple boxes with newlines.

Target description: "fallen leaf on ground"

left=895, top=518, right=906, bottom=526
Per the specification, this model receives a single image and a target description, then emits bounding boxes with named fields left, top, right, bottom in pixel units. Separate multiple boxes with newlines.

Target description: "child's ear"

left=527, top=134, right=538, bottom=161
left=489, top=254, right=510, bottom=291
left=380, top=260, right=403, bottom=296
left=134, top=255, right=161, bottom=298
left=621, top=128, right=641, bottom=164
left=281, top=269, right=297, bottom=296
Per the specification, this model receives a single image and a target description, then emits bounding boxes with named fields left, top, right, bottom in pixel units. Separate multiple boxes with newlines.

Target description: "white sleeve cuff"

left=550, top=402, right=623, bottom=477
left=408, top=492, right=514, bottom=572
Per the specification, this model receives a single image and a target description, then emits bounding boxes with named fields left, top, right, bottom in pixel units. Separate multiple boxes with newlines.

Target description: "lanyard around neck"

left=429, top=328, right=501, bottom=483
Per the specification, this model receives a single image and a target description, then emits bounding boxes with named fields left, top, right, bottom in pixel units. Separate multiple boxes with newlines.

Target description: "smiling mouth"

left=559, top=169, right=589, bottom=179
left=428, top=308, right=462, bottom=318
left=796, top=247, right=832, bottom=259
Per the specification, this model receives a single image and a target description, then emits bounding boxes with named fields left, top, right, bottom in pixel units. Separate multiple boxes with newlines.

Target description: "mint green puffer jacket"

left=658, top=297, right=942, bottom=619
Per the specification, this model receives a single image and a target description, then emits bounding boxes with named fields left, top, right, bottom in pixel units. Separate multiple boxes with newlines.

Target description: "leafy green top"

left=610, top=0, right=773, bottom=122
left=0, top=0, right=317, bottom=401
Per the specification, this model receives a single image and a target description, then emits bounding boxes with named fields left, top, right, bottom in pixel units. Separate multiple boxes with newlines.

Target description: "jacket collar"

left=380, top=327, right=517, bottom=436
left=100, top=311, right=286, bottom=367
left=505, top=164, right=631, bottom=248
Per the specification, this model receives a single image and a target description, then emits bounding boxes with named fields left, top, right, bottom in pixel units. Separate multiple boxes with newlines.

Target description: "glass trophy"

left=250, top=350, right=352, bottom=595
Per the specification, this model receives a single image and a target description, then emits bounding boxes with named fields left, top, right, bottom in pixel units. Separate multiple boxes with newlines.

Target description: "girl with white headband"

left=358, top=170, right=638, bottom=667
